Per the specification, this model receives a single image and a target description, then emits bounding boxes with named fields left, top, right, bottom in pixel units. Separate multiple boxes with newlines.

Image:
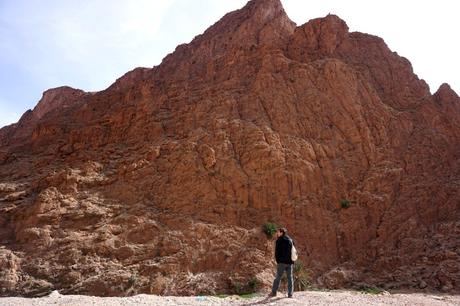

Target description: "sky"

left=0, top=0, right=459, bottom=128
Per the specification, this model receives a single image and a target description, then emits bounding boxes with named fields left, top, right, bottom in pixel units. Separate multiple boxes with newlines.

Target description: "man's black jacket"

left=275, top=234, right=294, bottom=264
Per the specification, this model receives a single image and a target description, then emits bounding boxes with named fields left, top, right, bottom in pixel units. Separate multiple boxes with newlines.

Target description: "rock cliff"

left=0, top=0, right=459, bottom=296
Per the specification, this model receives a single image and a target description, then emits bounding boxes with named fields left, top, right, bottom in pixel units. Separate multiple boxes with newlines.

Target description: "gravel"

left=1, top=290, right=458, bottom=306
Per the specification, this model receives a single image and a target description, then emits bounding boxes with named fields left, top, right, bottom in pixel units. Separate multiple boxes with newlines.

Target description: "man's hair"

left=278, top=227, right=287, bottom=235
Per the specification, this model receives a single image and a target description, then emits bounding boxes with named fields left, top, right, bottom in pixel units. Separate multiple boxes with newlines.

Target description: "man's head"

left=277, top=227, right=287, bottom=237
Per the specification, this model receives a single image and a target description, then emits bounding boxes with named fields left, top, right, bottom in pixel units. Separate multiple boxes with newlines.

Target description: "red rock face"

left=0, top=0, right=459, bottom=296
left=0, top=86, right=89, bottom=149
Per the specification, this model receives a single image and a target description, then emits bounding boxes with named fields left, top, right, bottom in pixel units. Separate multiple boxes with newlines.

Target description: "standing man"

left=269, top=227, right=295, bottom=298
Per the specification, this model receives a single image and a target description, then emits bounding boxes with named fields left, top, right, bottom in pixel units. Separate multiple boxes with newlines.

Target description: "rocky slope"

left=0, top=0, right=459, bottom=297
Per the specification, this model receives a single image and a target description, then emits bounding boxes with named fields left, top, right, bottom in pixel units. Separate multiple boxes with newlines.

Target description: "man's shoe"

left=268, top=292, right=277, bottom=297
left=288, top=295, right=293, bottom=298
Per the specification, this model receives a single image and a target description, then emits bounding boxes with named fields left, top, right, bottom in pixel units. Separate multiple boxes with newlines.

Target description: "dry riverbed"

left=1, top=290, right=458, bottom=305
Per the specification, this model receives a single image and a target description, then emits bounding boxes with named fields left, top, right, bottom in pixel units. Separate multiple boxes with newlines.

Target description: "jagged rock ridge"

left=1, top=0, right=459, bottom=296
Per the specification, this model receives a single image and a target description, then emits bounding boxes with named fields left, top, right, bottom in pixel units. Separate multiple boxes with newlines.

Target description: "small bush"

left=231, top=277, right=260, bottom=295
left=247, top=277, right=259, bottom=292
left=340, top=199, right=351, bottom=209
left=239, top=293, right=260, bottom=299
left=358, top=286, right=384, bottom=294
left=262, top=222, right=278, bottom=238
left=293, top=261, right=311, bottom=291
left=232, top=282, right=243, bottom=295
left=127, top=274, right=137, bottom=288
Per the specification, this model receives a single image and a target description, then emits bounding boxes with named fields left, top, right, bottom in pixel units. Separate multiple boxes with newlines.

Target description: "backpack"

left=291, top=242, right=298, bottom=261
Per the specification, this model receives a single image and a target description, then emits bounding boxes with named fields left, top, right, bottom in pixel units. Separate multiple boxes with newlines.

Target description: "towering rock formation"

left=1, top=0, right=459, bottom=296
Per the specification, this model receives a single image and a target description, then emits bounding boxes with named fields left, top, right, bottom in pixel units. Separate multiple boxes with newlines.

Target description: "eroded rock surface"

left=0, top=0, right=459, bottom=296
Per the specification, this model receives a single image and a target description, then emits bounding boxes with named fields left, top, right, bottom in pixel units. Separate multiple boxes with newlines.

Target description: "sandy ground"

left=0, top=290, right=459, bottom=306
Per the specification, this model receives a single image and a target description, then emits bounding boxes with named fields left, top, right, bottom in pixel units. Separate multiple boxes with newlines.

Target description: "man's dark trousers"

left=271, top=263, right=293, bottom=296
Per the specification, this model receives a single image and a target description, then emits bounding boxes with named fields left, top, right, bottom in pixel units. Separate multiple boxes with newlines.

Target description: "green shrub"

left=293, top=260, right=311, bottom=291
left=239, top=293, right=260, bottom=299
left=340, top=199, right=351, bottom=209
left=127, top=274, right=137, bottom=288
left=232, top=282, right=243, bottom=295
left=247, top=277, right=259, bottom=292
left=262, top=222, right=278, bottom=238
left=231, top=277, right=260, bottom=295
left=358, top=286, right=383, bottom=294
